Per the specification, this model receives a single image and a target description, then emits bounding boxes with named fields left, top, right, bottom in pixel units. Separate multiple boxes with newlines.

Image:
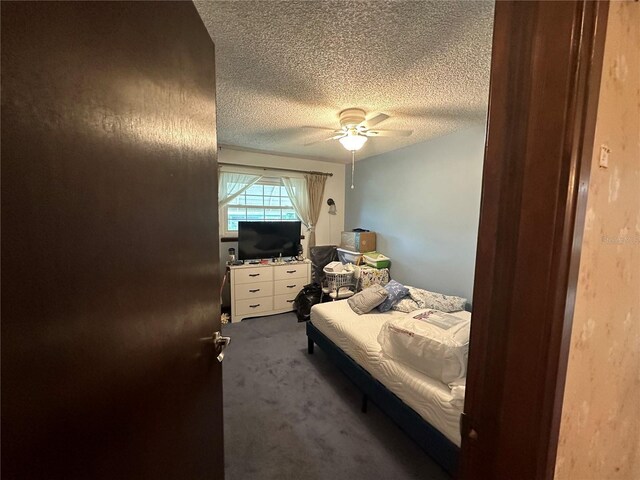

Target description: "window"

left=222, top=176, right=298, bottom=235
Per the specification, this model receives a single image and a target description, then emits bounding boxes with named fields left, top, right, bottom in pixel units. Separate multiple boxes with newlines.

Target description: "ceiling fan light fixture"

left=339, top=133, right=367, bottom=151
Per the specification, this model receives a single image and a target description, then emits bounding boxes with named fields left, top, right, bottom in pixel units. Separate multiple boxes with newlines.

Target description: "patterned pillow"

left=408, top=287, right=467, bottom=313
left=377, top=280, right=410, bottom=312
left=391, top=297, right=421, bottom=313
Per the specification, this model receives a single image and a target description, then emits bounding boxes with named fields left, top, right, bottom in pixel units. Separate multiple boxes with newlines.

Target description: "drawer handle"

left=286, top=285, right=296, bottom=288
left=249, top=289, right=261, bottom=293
left=249, top=273, right=260, bottom=277
left=286, top=270, right=296, bottom=274
left=286, top=300, right=295, bottom=303
left=249, top=304, right=260, bottom=308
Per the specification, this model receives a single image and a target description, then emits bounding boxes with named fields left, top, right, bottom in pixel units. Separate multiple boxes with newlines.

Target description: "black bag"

left=293, top=283, right=322, bottom=322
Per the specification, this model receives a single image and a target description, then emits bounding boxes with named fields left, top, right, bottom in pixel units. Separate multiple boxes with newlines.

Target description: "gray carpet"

left=221, top=313, right=449, bottom=480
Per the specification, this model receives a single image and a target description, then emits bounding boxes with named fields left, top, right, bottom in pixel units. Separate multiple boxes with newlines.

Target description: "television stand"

left=228, top=259, right=311, bottom=323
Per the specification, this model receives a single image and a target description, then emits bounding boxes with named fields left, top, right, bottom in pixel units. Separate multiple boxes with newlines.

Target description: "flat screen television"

left=237, top=221, right=302, bottom=261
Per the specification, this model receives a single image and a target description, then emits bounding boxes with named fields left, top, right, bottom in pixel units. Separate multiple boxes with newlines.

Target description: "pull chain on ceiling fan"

left=351, top=150, right=355, bottom=190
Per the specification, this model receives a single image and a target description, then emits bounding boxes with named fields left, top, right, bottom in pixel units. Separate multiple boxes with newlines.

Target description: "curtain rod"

left=218, top=162, right=333, bottom=177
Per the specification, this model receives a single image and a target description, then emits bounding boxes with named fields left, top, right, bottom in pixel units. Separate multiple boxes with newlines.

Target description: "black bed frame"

left=306, top=321, right=459, bottom=476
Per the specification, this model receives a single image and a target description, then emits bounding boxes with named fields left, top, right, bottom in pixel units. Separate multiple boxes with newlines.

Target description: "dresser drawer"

left=274, top=293, right=297, bottom=311
left=234, top=267, right=273, bottom=284
left=274, top=278, right=304, bottom=296
left=273, top=264, right=307, bottom=280
left=235, top=297, right=274, bottom=316
left=235, top=281, right=273, bottom=301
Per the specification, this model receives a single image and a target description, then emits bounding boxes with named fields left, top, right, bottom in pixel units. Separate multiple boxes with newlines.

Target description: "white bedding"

left=378, top=309, right=471, bottom=385
left=310, top=300, right=466, bottom=446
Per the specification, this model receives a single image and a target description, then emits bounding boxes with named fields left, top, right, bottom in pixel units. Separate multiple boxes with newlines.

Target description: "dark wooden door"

left=1, top=2, right=223, bottom=479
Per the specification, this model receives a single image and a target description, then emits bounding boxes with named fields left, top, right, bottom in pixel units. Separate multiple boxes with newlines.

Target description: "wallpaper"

left=555, top=3, right=640, bottom=479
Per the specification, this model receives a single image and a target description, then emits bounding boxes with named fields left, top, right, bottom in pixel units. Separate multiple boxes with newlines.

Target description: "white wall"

left=218, top=147, right=345, bottom=306
left=344, top=126, right=486, bottom=302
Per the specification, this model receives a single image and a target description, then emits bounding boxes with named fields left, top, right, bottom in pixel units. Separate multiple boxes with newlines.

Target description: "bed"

left=307, top=300, right=469, bottom=476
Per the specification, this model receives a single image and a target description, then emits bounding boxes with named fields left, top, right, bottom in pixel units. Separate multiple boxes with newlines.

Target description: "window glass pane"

left=228, top=207, right=246, bottom=218
left=227, top=207, right=246, bottom=232
left=244, top=195, right=265, bottom=206
left=264, top=209, right=282, bottom=220
left=263, top=196, right=281, bottom=207
left=245, top=184, right=263, bottom=196
left=282, top=209, right=298, bottom=220
left=280, top=196, right=292, bottom=207
left=246, top=208, right=265, bottom=221
left=263, top=185, right=278, bottom=197
left=228, top=218, right=240, bottom=231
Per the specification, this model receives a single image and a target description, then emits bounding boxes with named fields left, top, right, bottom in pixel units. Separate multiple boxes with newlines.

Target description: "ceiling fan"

left=304, top=108, right=413, bottom=151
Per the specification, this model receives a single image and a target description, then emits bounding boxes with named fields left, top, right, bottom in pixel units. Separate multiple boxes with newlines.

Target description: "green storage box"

left=363, top=252, right=390, bottom=269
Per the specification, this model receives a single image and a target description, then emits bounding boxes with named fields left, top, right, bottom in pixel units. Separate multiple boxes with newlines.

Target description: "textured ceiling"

left=195, top=1, right=495, bottom=163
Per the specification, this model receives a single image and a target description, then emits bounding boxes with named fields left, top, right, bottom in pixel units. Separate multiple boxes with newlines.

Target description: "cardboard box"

left=340, top=231, right=376, bottom=253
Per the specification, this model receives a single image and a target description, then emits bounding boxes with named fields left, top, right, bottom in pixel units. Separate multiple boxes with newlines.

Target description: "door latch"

left=201, top=331, right=231, bottom=363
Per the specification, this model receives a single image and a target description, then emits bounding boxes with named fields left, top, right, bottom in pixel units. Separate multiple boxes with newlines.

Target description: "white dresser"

left=228, top=260, right=311, bottom=323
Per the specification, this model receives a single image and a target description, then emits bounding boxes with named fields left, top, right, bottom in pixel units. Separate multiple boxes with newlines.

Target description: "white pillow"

left=377, top=309, right=471, bottom=385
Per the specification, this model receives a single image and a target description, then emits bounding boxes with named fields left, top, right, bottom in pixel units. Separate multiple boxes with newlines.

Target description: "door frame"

left=460, top=1, right=609, bottom=478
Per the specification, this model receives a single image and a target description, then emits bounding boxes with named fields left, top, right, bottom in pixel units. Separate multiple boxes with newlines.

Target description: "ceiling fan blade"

left=304, top=133, right=345, bottom=146
left=301, top=126, right=342, bottom=132
left=361, top=113, right=390, bottom=129
left=364, top=129, right=413, bottom=137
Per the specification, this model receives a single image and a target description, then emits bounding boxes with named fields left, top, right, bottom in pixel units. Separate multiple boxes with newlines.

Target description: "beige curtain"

left=305, top=174, right=327, bottom=249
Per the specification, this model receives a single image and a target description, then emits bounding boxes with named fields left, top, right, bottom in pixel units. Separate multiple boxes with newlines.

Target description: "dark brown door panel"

left=1, top=2, right=222, bottom=478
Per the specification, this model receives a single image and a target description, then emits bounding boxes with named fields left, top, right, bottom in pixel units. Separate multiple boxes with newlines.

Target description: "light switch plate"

left=599, top=144, right=610, bottom=168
